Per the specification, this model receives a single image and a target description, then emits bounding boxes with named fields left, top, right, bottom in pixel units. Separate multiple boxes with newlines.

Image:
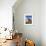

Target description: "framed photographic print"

left=24, top=13, right=33, bottom=25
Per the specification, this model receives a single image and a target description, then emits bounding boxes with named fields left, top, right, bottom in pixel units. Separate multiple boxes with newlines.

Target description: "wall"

left=41, top=0, right=46, bottom=46
left=0, top=0, right=16, bottom=30
left=13, top=0, right=41, bottom=46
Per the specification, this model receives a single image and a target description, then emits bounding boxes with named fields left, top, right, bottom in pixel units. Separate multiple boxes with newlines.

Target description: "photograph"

left=24, top=14, right=33, bottom=25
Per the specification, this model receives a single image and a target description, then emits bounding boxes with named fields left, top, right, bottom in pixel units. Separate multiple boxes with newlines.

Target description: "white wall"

left=13, top=0, right=41, bottom=46
left=41, top=0, right=46, bottom=46
left=0, top=0, right=16, bottom=30
left=13, top=0, right=46, bottom=46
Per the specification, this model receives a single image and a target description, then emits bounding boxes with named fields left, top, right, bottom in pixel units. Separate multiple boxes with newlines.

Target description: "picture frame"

left=24, top=13, right=33, bottom=25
